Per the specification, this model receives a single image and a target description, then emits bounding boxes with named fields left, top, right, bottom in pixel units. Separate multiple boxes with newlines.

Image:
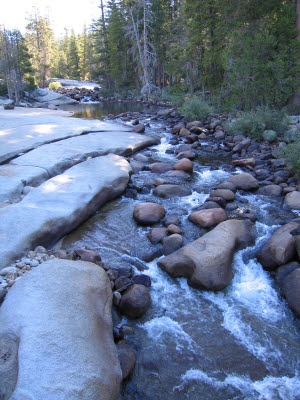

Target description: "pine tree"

left=68, top=30, right=80, bottom=79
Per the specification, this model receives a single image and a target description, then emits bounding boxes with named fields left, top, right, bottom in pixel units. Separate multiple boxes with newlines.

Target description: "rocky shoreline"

left=1, top=104, right=300, bottom=399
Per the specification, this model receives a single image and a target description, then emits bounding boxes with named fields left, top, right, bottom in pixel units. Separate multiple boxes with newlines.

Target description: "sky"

left=0, top=0, right=103, bottom=37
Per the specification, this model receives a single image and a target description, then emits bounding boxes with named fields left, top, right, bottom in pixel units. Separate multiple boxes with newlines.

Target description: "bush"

left=224, top=108, right=289, bottom=140
left=280, top=130, right=300, bottom=174
left=24, top=74, right=38, bottom=93
left=179, top=97, right=212, bottom=121
left=0, top=81, right=7, bottom=96
left=48, top=81, right=62, bottom=90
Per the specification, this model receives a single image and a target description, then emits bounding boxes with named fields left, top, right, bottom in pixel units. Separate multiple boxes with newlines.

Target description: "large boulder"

left=158, top=219, right=253, bottom=291
left=153, top=184, right=192, bottom=198
left=282, top=268, right=300, bottom=316
left=30, top=88, right=77, bottom=106
left=188, top=208, right=227, bottom=228
left=119, top=284, right=151, bottom=318
left=133, top=202, right=165, bottom=225
left=256, top=223, right=299, bottom=270
left=228, top=173, right=259, bottom=191
left=0, top=260, right=122, bottom=400
left=284, top=191, right=300, bottom=210
left=173, top=158, right=193, bottom=174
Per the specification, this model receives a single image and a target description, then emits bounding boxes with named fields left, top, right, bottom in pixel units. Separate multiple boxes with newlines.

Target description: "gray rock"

left=228, top=173, right=259, bottom=191
left=0, top=155, right=132, bottom=270
left=132, top=274, right=151, bottom=287
left=0, top=287, right=7, bottom=303
left=150, top=162, right=173, bottom=174
left=0, top=335, right=18, bottom=400
left=158, top=219, right=252, bottom=291
left=157, top=109, right=172, bottom=117
left=119, top=284, right=151, bottom=318
left=147, top=227, right=168, bottom=244
left=179, top=127, right=191, bottom=137
left=0, top=267, right=18, bottom=276
left=0, top=260, right=122, bottom=400
left=133, top=124, right=145, bottom=134
left=296, top=235, right=300, bottom=259
left=257, top=185, right=283, bottom=196
left=153, top=184, right=192, bottom=198
left=162, top=234, right=183, bottom=255
left=284, top=191, right=300, bottom=210
left=133, top=202, right=165, bottom=225
left=177, top=151, right=196, bottom=160
left=210, top=189, right=235, bottom=201
left=74, top=248, right=102, bottom=265
left=256, top=223, right=299, bottom=270
left=117, top=344, right=136, bottom=380
left=282, top=268, right=300, bottom=316
left=173, top=158, right=193, bottom=174
left=276, top=262, right=300, bottom=287
left=31, top=88, right=77, bottom=106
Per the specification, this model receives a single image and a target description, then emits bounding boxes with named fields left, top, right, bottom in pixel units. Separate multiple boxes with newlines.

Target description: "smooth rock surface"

left=119, top=284, right=151, bottom=318
left=228, top=173, right=259, bottom=191
left=256, top=223, right=299, bottom=270
left=11, top=130, right=157, bottom=177
left=158, top=220, right=252, bottom=290
left=153, top=184, right=192, bottom=198
left=282, top=268, right=300, bottom=316
left=284, top=191, right=300, bottom=210
left=0, top=259, right=122, bottom=400
left=188, top=208, right=227, bottom=228
left=0, top=155, right=132, bottom=270
left=0, top=108, right=131, bottom=163
left=0, top=164, right=49, bottom=203
left=133, top=202, right=166, bottom=225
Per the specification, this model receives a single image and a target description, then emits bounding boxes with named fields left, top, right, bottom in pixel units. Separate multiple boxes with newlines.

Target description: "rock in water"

left=282, top=268, right=300, bottom=316
left=133, top=202, right=165, bottom=225
left=158, top=219, right=253, bottom=291
left=119, top=284, right=151, bottom=318
left=0, top=259, right=122, bottom=400
left=228, top=173, right=259, bottom=191
left=256, top=223, right=298, bottom=270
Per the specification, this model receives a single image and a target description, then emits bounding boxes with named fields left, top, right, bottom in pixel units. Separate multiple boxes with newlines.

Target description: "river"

left=58, top=103, right=300, bottom=400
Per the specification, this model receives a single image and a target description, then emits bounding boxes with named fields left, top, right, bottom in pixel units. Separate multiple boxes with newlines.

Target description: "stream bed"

left=58, top=103, right=300, bottom=400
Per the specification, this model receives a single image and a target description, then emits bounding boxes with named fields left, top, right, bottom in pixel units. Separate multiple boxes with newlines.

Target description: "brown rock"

left=167, top=224, right=183, bottom=234
left=74, top=248, right=102, bottom=265
left=117, top=344, right=136, bottom=380
left=133, top=202, right=165, bottom=226
left=162, top=234, right=184, bottom=255
left=232, top=158, right=256, bottom=168
left=228, top=173, right=259, bottom=191
left=154, top=184, right=192, bottom=198
left=177, top=151, right=196, bottom=160
left=282, top=268, right=300, bottom=316
left=147, top=227, right=168, bottom=244
left=150, top=162, right=173, bottom=174
left=284, top=191, right=300, bottom=210
left=188, top=208, right=227, bottom=228
left=179, top=127, right=191, bottom=137
left=158, top=219, right=253, bottom=291
left=133, top=124, right=145, bottom=133
left=119, top=284, right=151, bottom=318
left=210, top=189, right=235, bottom=201
left=174, top=158, right=193, bottom=174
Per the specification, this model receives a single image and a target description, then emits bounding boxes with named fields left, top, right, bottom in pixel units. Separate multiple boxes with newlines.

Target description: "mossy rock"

left=262, top=130, right=277, bottom=142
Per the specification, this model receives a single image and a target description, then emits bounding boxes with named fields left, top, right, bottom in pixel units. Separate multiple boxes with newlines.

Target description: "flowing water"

left=58, top=104, right=300, bottom=400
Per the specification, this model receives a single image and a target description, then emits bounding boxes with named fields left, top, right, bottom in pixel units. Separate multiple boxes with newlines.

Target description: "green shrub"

left=0, top=81, right=7, bottom=96
left=24, top=74, right=38, bottom=92
left=48, top=81, right=62, bottom=90
left=224, top=108, right=289, bottom=140
left=179, top=97, right=212, bottom=121
left=279, top=129, right=300, bottom=174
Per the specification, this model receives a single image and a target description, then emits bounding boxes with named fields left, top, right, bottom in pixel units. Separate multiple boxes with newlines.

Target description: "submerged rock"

left=158, top=219, right=253, bottom=291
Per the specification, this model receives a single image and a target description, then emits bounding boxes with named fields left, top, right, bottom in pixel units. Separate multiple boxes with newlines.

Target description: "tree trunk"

left=288, top=0, right=300, bottom=106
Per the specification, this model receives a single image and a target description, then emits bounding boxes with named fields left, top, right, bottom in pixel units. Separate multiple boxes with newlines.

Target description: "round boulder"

left=210, top=189, right=235, bottom=201
left=284, top=191, right=300, bottom=210
left=174, top=158, right=193, bottom=174
left=119, top=284, right=151, bottom=318
left=188, top=208, right=227, bottom=228
left=150, top=162, right=173, bottom=174
left=228, top=173, right=259, bottom=191
left=133, top=202, right=165, bottom=226
left=162, top=234, right=184, bottom=256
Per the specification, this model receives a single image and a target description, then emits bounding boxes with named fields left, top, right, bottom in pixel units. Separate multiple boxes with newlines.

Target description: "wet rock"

left=150, top=162, right=173, bottom=174
left=117, top=344, right=136, bottom=380
left=119, top=284, right=151, bottom=318
left=276, top=262, right=300, bottom=287
left=217, top=181, right=236, bottom=192
left=199, top=132, right=208, bottom=140
left=133, top=124, right=145, bottom=133
left=157, top=109, right=172, bottom=117
left=158, top=219, right=253, bottom=291
left=228, top=173, right=259, bottom=191
left=226, top=203, right=238, bottom=211
left=206, top=196, right=227, bottom=208
left=296, top=236, right=300, bottom=259
left=210, top=189, right=235, bottom=201
left=284, top=191, right=300, bottom=210
left=119, top=324, right=135, bottom=337
left=179, top=127, right=191, bottom=137
left=186, top=121, right=201, bottom=129
left=282, top=268, right=300, bottom=316
left=162, top=234, right=184, bottom=255
left=0, top=287, right=7, bottom=303
left=113, top=291, right=122, bottom=307
left=174, top=158, right=193, bottom=174
left=114, top=277, right=132, bottom=290
left=257, top=185, right=283, bottom=196
left=177, top=151, right=196, bottom=160
left=130, top=160, right=145, bottom=173
left=256, top=223, right=299, bottom=270
left=147, top=227, right=168, bottom=244
left=164, top=216, right=181, bottom=227
left=165, top=170, right=191, bottom=179
left=154, top=184, right=192, bottom=198
left=116, top=265, right=133, bottom=278
left=133, top=153, right=148, bottom=163
left=132, top=274, right=151, bottom=288
left=74, top=248, right=102, bottom=265
left=189, top=208, right=227, bottom=228
left=200, top=201, right=222, bottom=210
left=215, top=131, right=225, bottom=140
left=232, top=158, right=256, bottom=168
left=133, top=202, right=165, bottom=225
left=125, top=189, right=138, bottom=199
left=167, top=224, right=183, bottom=234
left=232, top=139, right=251, bottom=153
left=49, top=249, right=72, bottom=259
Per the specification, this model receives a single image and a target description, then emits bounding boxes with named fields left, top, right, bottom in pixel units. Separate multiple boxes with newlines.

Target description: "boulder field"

left=0, top=259, right=122, bottom=400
